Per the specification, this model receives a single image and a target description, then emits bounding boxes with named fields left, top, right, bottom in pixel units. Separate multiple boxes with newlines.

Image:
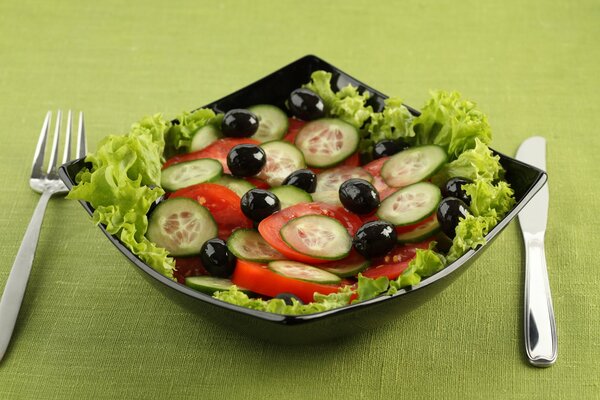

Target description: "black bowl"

left=59, top=55, right=547, bottom=344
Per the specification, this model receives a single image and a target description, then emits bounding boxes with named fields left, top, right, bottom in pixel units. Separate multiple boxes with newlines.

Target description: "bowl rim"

left=58, top=54, right=548, bottom=325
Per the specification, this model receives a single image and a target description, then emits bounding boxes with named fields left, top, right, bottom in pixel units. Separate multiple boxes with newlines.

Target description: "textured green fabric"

left=0, top=0, right=598, bottom=398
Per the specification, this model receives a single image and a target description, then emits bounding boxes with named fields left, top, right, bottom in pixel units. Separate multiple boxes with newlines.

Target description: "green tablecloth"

left=1, top=0, right=598, bottom=398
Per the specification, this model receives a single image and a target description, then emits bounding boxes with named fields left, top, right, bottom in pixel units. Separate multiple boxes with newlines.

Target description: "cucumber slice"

left=190, top=124, right=223, bottom=152
left=280, top=215, right=352, bottom=260
left=185, top=276, right=251, bottom=295
left=268, top=261, right=341, bottom=284
left=147, top=198, right=217, bottom=256
left=270, top=185, right=312, bottom=209
left=227, top=229, right=285, bottom=262
left=381, top=145, right=447, bottom=188
left=376, top=182, right=441, bottom=226
left=161, top=158, right=222, bottom=192
left=215, top=175, right=255, bottom=197
left=396, top=215, right=441, bottom=243
left=311, top=190, right=340, bottom=205
left=315, top=166, right=373, bottom=193
left=320, top=259, right=370, bottom=278
left=256, top=140, right=306, bottom=186
left=295, top=118, right=360, bottom=168
left=248, top=104, right=289, bottom=143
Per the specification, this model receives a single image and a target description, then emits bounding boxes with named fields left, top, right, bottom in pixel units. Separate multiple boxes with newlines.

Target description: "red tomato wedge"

left=170, top=183, right=252, bottom=239
left=362, top=240, right=433, bottom=279
left=283, top=118, right=307, bottom=144
left=173, top=257, right=207, bottom=284
left=258, top=202, right=363, bottom=264
left=163, top=138, right=260, bottom=173
left=231, top=260, right=341, bottom=303
left=363, top=157, right=396, bottom=199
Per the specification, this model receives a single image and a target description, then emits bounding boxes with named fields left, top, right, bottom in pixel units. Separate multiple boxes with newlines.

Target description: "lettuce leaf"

left=447, top=214, right=498, bottom=262
left=303, top=70, right=373, bottom=128
left=388, top=248, right=446, bottom=293
left=67, top=114, right=176, bottom=278
left=412, top=91, right=492, bottom=159
left=355, top=274, right=389, bottom=302
left=164, top=108, right=221, bottom=158
left=436, top=138, right=504, bottom=183
left=213, top=286, right=354, bottom=315
left=361, top=97, right=415, bottom=154
left=464, top=179, right=515, bottom=219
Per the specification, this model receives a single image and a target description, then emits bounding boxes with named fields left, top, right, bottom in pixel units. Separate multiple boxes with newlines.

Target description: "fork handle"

left=0, top=191, right=52, bottom=361
left=523, top=233, right=558, bottom=367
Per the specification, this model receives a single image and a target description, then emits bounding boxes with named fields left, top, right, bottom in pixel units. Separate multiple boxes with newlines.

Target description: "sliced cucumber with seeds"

left=315, top=166, right=373, bottom=193
left=396, top=215, right=441, bottom=243
left=270, top=186, right=312, bottom=209
left=256, top=140, right=306, bottom=186
left=280, top=215, right=352, bottom=260
left=381, top=145, right=447, bottom=188
left=161, top=158, right=222, bottom=191
left=311, top=190, right=341, bottom=205
left=147, top=198, right=217, bottom=256
left=190, top=124, right=223, bottom=152
left=268, top=261, right=341, bottom=284
left=248, top=104, right=289, bottom=143
left=320, top=259, right=370, bottom=278
left=227, top=229, right=285, bottom=262
left=185, top=276, right=251, bottom=295
left=295, top=118, right=360, bottom=168
left=377, top=182, right=441, bottom=226
left=215, top=175, right=255, bottom=197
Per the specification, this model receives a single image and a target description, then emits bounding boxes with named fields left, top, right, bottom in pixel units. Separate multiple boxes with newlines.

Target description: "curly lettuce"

left=361, top=97, right=415, bottom=153
left=412, top=91, right=492, bottom=159
left=303, top=70, right=373, bottom=128
left=67, top=114, right=176, bottom=278
left=164, top=108, right=221, bottom=158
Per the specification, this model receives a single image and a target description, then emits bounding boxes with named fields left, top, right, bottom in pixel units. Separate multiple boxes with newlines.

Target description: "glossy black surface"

left=221, top=108, right=259, bottom=137
left=282, top=169, right=317, bottom=193
left=59, top=55, right=548, bottom=344
left=437, top=197, right=470, bottom=238
left=373, top=139, right=407, bottom=159
left=442, top=177, right=473, bottom=205
left=227, top=144, right=266, bottom=177
left=288, top=88, right=325, bottom=121
left=200, top=238, right=236, bottom=278
left=353, top=221, right=397, bottom=258
left=339, top=178, right=380, bottom=215
left=240, top=189, right=281, bottom=223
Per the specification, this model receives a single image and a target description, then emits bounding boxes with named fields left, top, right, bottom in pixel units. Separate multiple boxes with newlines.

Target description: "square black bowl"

left=59, top=55, right=547, bottom=344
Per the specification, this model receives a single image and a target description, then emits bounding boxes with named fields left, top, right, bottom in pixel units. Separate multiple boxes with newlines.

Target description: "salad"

left=67, top=70, right=515, bottom=315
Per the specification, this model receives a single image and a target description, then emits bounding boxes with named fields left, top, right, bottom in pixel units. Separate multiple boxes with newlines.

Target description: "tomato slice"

left=163, top=138, right=260, bottom=173
left=231, top=260, right=341, bottom=303
left=173, top=256, right=207, bottom=284
left=363, top=157, right=396, bottom=199
left=258, top=202, right=363, bottom=264
left=362, top=240, right=433, bottom=279
left=170, top=183, right=252, bottom=239
left=395, top=214, right=437, bottom=235
left=283, top=118, right=307, bottom=144
left=245, top=177, right=270, bottom=189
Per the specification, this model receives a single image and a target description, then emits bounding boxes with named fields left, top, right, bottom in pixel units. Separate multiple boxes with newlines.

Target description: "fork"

left=0, top=110, right=86, bottom=362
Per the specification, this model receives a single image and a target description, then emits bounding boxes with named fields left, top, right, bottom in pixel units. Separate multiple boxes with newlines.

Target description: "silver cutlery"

left=515, top=136, right=557, bottom=367
left=0, top=111, right=86, bottom=362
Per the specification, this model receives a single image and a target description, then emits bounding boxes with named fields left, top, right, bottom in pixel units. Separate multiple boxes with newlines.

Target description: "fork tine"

left=31, top=111, right=52, bottom=178
left=76, top=111, right=87, bottom=159
left=46, top=110, right=62, bottom=174
left=61, top=110, right=73, bottom=165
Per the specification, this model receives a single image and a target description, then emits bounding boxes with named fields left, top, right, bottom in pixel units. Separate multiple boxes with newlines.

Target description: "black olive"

left=288, top=88, right=325, bottom=121
left=221, top=109, right=259, bottom=137
left=441, top=177, right=473, bottom=205
left=339, top=178, right=380, bottom=215
left=353, top=221, right=397, bottom=258
left=200, top=238, right=237, bottom=278
left=372, top=139, right=409, bottom=159
left=437, top=197, right=470, bottom=238
left=274, top=293, right=304, bottom=305
left=241, top=189, right=281, bottom=223
left=282, top=169, right=317, bottom=193
left=227, top=144, right=266, bottom=177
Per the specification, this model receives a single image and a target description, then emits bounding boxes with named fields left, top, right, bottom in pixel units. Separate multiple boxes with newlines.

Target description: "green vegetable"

left=362, top=97, right=415, bottom=153
left=464, top=179, right=516, bottom=219
left=164, top=108, right=222, bottom=158
left=446, top=215, right=498, bottom=262
left=411, top=91, right=492, bottom=159
left=355, top=274, right=389, bottom=302
left=389, top=248, right=446, bottom=293
left=436, top=139, right=504, bottom=183
left=67, top=114, right=176, bottom=279
left=302, top=70, right=373, bottom=128
left=213, top=286, right=354, bottom=315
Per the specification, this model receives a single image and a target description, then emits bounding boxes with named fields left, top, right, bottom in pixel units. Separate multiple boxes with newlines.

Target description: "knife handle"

left=523, top=233, right=557, bottom=367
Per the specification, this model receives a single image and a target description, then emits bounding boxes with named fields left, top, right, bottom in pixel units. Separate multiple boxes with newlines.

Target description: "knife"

left=516, top=136, right=557, bottom=367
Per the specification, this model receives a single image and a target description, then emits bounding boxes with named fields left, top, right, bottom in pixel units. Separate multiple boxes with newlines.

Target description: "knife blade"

left=516, top=136, right=557, bottom=367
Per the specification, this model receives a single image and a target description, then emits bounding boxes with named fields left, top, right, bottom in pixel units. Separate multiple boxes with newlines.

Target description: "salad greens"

left=67, top=69, right=516, bottom=315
